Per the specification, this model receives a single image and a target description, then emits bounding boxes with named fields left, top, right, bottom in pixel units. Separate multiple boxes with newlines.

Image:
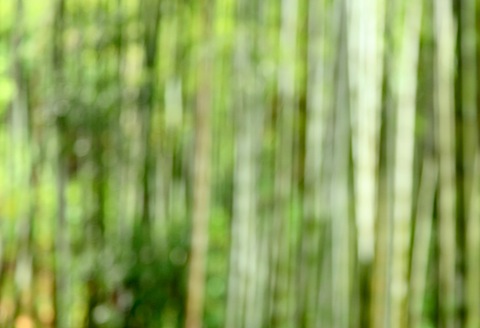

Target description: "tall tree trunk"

left=459, top=0, right=479, bottom=325
left=347, top=0, right=384, bottom=266
left=52, top=0, right=70, bottom=326
left=225, top=0, right=263, bottom=325
left=185, top=1, right=213, bottom=327
left=389, top=0, right=423, bottom=326
left=11, top=0, right=35, bottom=323
left=434, top=0, right=457, bottom=326
left=346, top=0, right=385, bottom=324
left=409, top=159, right=437, bottom=327
left=408, top=5, right=436, bottom=324
left=297, top=0, right=332, bottom=326
left=138, top=0, right=162, bottom=229
left=466, top=155, right=480, bottom=328
left=268, top=0, right=298, bottom=326
left=331, top=2, right=351, bottom=327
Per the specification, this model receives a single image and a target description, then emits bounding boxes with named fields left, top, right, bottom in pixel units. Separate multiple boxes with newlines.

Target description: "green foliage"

left=123, top=222, right=188, bottom=328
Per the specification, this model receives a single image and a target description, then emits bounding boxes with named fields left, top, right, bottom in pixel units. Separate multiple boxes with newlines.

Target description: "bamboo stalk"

left=225, top=4, right=254, bottom=324
left=298, top=0, right=331, bottom=326
left=51, top=0, right=71, bottom=326
left=460, top=0, right=479, bottom=325
left=389, top=0, right=423, bottom=326
left=331, top=2, right=350, bottom=327
left=409, top=158, right=437, bottom=328
left=346, top=0, right=385, bottom=324
left=268, top=0, right=298, bottom=326
left=433, top=0, right=457, bottom=326
left=347, top=0, right=385, bottom=266
left=185, top=1, right=214, bottom=327
left=466, top=155, right=480, bottom=328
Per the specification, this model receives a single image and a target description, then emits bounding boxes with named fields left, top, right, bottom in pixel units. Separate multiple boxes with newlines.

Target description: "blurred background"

left=0, top=0, right=476, bottom=327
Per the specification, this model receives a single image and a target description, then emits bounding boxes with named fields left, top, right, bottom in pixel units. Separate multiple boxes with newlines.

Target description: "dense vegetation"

left=0, top=0, right=477, bottom=327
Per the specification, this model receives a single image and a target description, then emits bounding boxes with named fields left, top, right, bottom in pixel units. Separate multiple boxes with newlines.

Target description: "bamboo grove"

left=0, top=0, right=477, bottom=327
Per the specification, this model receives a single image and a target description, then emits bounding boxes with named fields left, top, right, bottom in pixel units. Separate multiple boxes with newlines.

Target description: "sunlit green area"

left=0, top=0, right=477, bottom=327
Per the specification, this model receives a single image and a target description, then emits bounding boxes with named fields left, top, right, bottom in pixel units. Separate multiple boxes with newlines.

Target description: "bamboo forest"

left=1, top=0, right=479, bottom=327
